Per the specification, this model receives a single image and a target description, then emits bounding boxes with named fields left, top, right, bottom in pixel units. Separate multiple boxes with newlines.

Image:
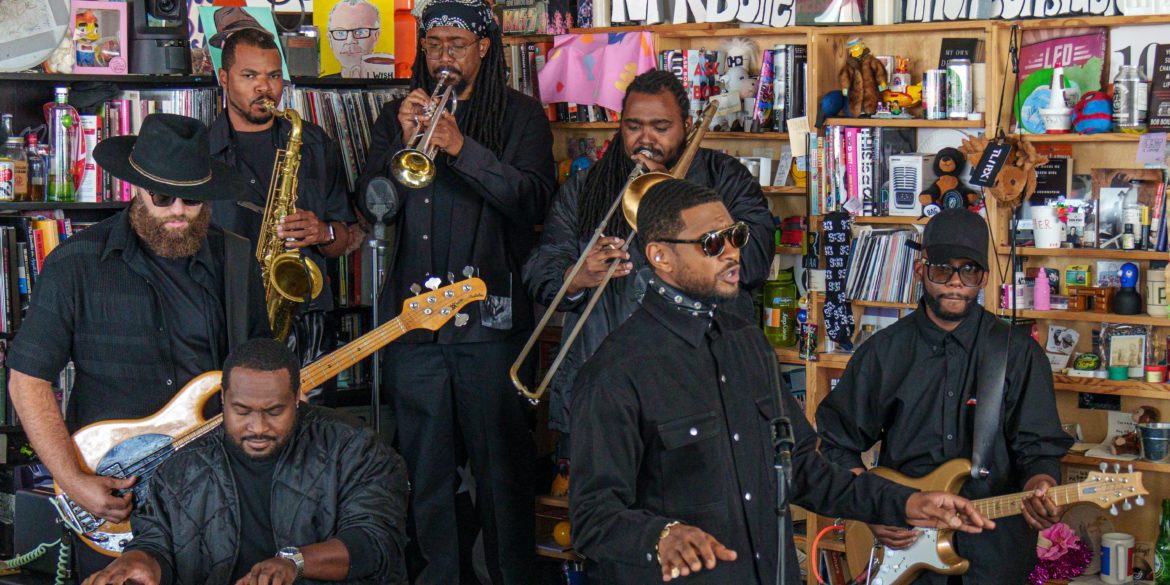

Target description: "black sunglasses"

left=921, top=260, right=985, bottom=287
left=656, top=222, right=750, bottom=257
left=149, top=192, right=204, bottom=208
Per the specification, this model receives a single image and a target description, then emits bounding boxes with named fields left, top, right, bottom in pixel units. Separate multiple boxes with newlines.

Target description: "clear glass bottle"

left=1113, top=65, right=1149, bottom=134
left=855, top=323, right=878, bottom=347
left=4, top=137, right=28, bottom=201
left=47, top=87, right=77, bottom=202
left=1155, top=499, right=1170, bottom=585
left=25, top=134, right=45, bottom=201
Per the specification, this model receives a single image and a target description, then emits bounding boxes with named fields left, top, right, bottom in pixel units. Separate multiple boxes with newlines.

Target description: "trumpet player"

left=207, top=13, right=356, bottom=369
left=522, top=70, right=774, bottom=460
left=357, top=0, right=556, bottom=582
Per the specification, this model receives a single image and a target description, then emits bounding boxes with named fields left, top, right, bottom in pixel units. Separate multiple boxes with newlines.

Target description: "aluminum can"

left=946, top=58, right=973, bottom=119
left=923, top=69, right=948, bottom=120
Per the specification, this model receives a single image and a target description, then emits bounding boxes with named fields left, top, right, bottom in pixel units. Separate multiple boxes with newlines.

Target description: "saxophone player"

left=208, top=12, right=356, bottom=371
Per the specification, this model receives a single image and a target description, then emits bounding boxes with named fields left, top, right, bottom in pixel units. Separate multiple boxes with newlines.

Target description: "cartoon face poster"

left=312, top=0, right=395, bottom=78
left=198, top=5, right=291, bottom=80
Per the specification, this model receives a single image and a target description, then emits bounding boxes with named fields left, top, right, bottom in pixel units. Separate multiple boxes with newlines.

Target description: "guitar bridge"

left=51, top=493, right=104, bottom=535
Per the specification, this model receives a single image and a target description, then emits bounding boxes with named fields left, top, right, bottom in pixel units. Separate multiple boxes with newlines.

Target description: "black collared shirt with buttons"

left=7, top=210, right=271, bottom=431
left=570, top=279, right=916, bottom=585
left=816, top=302, right=1073, bottom=585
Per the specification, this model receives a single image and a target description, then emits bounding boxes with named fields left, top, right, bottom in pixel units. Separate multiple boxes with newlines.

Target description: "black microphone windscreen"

left=365, top=177, right=400, bottom=223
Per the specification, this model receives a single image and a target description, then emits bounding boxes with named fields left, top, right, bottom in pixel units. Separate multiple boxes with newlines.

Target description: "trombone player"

left=522, top=69, right=774, bottom=459
left=357, top=0, right=556, bottom=582
left=206, top=12, right=356, bottom=370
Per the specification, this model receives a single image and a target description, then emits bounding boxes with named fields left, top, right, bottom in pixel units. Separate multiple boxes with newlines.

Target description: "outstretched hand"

left=904, top=491, right=996, bottom=534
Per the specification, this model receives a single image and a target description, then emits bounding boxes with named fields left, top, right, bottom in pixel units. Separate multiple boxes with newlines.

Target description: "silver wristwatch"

left=277, top=546, right=305, bottom=580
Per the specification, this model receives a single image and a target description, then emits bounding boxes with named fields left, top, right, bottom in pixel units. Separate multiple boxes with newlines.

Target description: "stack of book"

left=0, top=210, right=89, bottom=332
left=807, top=126, right=918, bottom=217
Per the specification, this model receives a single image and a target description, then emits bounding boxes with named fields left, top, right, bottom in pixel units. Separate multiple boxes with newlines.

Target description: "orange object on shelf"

left=395, top=0, right=417, bottom=78
left=553, top=521, right=572, bottom=547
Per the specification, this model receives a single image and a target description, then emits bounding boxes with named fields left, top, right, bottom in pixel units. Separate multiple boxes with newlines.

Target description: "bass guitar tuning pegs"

left=410, top=283, right=422, bottom=294
left=454, top=313, right=469, bottom=327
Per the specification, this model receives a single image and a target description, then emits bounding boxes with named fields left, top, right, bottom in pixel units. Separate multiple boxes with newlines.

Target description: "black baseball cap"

left=922, top=208, right=989, bottom=271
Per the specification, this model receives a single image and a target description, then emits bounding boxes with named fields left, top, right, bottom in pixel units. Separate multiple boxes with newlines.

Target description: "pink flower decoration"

left=1037, top=522, right=1079, bottom=561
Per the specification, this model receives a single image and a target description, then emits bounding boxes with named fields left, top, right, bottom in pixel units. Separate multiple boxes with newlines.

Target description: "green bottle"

left=762, top=270, right=798, bottom=348
left=1156, top=498, right=1170, bottom=585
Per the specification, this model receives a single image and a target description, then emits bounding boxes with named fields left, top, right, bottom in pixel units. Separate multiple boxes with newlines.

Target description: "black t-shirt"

left=140, top=247, right=225, bottom=386
left=230, top=128, right=279, bottom=241
left=226, top=438, right=279, bottom=581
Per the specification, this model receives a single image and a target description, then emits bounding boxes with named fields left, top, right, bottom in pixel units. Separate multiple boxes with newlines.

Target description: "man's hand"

left=61, top=472, right=136, bottom=524
left=277, top=210, right=330, bottom=248
left=632, top=151, right=668, bottom=173
left=868, top=524, right=920, bottom=549
left=233, top=558, right=298, bottom=585
left=421, top=110, right=466, bottom=157
left=565, top=236, right=632, bottom=296
left=657, top=524, right=737, bottom=582
left=396, top=88, right=432, bottom=140
left=82, top=550, right=161, bottom=585
left=904, top=491, right=996, bottom=534
left=1021, top=474, right=1062, bottom=530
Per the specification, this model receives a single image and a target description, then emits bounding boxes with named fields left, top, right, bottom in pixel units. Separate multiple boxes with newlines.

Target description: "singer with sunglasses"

left=815, top=209, right=1072, bottom=585
left=570, top=180, right=994, bottom=585
left=6, top=113, right=272, bottom=579
left=523, top=70, right=773, bottom=471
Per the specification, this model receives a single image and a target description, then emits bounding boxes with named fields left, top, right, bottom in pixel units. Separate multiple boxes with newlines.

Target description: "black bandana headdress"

left=413, top=0, right=497, bottom=38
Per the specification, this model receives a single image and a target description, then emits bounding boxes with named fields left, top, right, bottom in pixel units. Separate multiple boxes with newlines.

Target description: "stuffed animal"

left=838, top=38, right=888, bottom=117
left=816, top=90, right=848, bottom=128
left=712, top=37, right=760, bottom=131
left=918, top=147, right=977, bottom=217
left=1073, top=91, right=1112, bottom=134
left=958, top=135, right=1050, bottom=208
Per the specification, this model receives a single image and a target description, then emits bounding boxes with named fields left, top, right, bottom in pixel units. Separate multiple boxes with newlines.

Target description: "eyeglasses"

left=656, top=222, right=750, bottom=257
left=422, top=39, right=475, bottom=60
left=149, top=192, right=204, bottom=208
left=328, top=27, right=379, bottom=41
left=921, top=260, right=985, bottom=287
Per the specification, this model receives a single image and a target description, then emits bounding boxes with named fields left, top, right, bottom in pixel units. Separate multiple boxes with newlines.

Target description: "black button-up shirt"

left=571, top=280, right=916, bottom=585
left=816, top=303, right=1072, bottom=584
left=7, top=210, right=271, bottom=430
left=357, top=88, right=556, bottom=344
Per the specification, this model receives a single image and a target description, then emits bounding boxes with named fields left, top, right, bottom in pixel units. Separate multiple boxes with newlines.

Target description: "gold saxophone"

left=256, top=99, right=324, bottom=342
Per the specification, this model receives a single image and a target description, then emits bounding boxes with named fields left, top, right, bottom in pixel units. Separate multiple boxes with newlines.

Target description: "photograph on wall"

left=199, top=5, right=291, bottom=79
left=312, top=0, right=395, bottom=79
left=72, top=1, right=128, bottom=74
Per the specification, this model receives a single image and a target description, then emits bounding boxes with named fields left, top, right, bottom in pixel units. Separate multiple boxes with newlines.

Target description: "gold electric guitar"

left=52, top=278, right=486, bottom=557
left=842, top=458, right=1147, bottom=585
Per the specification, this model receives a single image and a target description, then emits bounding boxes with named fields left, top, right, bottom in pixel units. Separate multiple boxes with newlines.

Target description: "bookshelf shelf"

left=776, top=244, right=802, bottom=255
left=762, top=185, right=805, bottom=195
left=1014, top=14, right=1170, bottom=29
left=1063, top=454, right=1170, bottom=474
left=706, top=131, right=789, bottom=140
left=289, top=76, right=408, bottom=87
left=537, top=494, right=569, bottom=508
left=502, top=34, right=553, bottom=44
left=568, top=23, right=731, bottom=35
left=816, top=352, right=853, bottom=369
left=1021, top=133, right=1146, bottom=143
left=0, top=72, right=219, bottom=85
left=999, top=309, right=1170, bottom=327
left=0, top=202, right=129, bottom=211
left=999, top=246, right=1169, bottom=261
left=852, top=299, right=916, bottom=309
left=660, top=25, right=815, bottom=38
left=1052, top=374, right=1170, bottom=400
left=549, top=121, right=618, bottom=129
left=853, top=216, right=929, bottom=225
left=775, top=347, right=803, bottom=365
left=823, top=117, right=984, bottom=128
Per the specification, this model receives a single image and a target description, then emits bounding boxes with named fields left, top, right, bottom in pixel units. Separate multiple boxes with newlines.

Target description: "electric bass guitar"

left=842, top=458, right=1147, bottom=585
left=52, top=278, right=486, bottom=557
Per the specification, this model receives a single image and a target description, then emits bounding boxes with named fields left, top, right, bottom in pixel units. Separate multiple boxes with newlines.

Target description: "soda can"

left=946, top=58, right=973, bottom=119
left=923, top=69, right=948, bottom=120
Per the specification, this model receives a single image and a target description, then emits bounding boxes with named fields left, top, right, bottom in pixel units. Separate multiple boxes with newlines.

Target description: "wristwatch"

left=321, top=223, right=337, bottom=246
left=277, top=547, right=305, bottom=580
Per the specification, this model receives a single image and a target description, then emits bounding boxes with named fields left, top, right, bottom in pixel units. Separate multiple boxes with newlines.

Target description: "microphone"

left=364, top=177, right=400, bottom=241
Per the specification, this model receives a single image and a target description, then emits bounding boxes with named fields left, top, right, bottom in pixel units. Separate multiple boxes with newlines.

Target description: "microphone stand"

left=367, top=216, right=391, bottom=433
left=770, top=359, right=795, bottom=585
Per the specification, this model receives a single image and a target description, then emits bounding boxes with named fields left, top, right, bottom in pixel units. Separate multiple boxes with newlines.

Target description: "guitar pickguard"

left=868, top=529, right=949, bottom=585
left=95, top=433, right=175, bottom=505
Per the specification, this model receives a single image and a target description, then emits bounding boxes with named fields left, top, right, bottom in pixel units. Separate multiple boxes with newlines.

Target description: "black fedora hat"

left=93, top=113, right=246, bottom=201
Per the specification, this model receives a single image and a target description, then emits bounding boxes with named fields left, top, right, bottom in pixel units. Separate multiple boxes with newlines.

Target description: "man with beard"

left=6, top=113, right=271, bottom=578
left=327, top=0, right=382, bottom=78
left=207, top=14, right=355, bottom=369
left=815, top=209, right=1073, bottom=584
left=82, top=338, right=409, bottom=585
left=357, top=0, right=555, bottom=581
left=523, top=69, right=772, bottom=464
left=570, top=180, right=995, bottom=584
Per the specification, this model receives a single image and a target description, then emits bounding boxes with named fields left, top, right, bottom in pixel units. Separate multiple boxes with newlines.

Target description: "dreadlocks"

left=576, top=70, right=691, bottom=240
left=410, top=27, right=509, bottom=155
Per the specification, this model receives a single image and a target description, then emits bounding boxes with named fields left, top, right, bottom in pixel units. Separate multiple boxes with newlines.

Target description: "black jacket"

left=126, top=405, right=410, bottom=585
left=523, top=148, right=773, bottom=432
left=357, top=88, right=556, bottom=344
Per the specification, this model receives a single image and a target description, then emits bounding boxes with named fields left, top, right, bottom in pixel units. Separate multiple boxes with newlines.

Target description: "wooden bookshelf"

left=1052, top=374, right=1170, bottom=400
left=777, top=244, right=802, bottom=255
left=851, top=299, right=916, bottom=310
left=853, top=216, right=929, bottom=225
left=998, top=309, right=1170, bottom=327
left=999, top=246, right=1169, bottom=261
left=775, top=347, right=804, bottom=365
left=502, top=34, right=553, bottom=44
left=1063, top=454, right=1170, bottom=474
left=1021, top=133, right=1146, bottom=143
left=762, top=186, right=805, bottom=195
left=822, top=117, right=984, bottom=128
left=0, top=202, right=129, bottom=211
left=549, top=121, right=618, bottom=129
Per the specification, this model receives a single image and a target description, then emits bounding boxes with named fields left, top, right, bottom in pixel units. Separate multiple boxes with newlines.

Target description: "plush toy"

left=918, top=147, right=978, bottom=217
left=1073, top=91, right=1112, bottom=134
left=816, top=90, right=849, bottom=128
left=74, top=10, right=99, bottom=67
left=958, top=135, right=1050, bottom=208
left=838, top=38, right=888, bottom=117
left=712, top=37, right=760, bottom=131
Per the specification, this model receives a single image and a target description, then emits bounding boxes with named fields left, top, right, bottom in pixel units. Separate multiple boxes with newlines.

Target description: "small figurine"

left=713, top=37, right=760, bottom=131
left=74, top=10, right=100, bottom=67
left=1113, top=262, right=1142, bottom=315
left=873, top=101, right=892, bottom=118
left=918, top=147, right=978, bottom=217
left=838, top=38, right=889, bottom=117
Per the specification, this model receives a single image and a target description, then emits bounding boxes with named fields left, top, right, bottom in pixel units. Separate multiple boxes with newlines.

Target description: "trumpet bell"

left=391, top=149, right=436, bottom=189
left=621, top=171, right=674, bottom=230
left=269, top=251, right=325, bottom=302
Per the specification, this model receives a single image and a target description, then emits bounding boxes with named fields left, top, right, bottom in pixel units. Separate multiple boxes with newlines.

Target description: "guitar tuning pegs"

left=1136, top=495, right=1146, bottom=506
left=1123, top=500, right=1133, bottom=511
left=1127, top=463, right=1134, bottom=473
left=447, top=271, right=455, bottom=284
left=425, top=276, right=441, bottom=291
left=1099, top=462, right=1108, bottom=472
left=1110, top=504, right=1119, bottom=516
left=463, top=266, right=475, bottom=278
left=410, top=283, right=422, bottom=294
left=454, top=313, right=469, bottom=327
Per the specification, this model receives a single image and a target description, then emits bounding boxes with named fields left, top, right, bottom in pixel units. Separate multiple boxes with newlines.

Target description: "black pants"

left=384, top=336, right=536, bottom=585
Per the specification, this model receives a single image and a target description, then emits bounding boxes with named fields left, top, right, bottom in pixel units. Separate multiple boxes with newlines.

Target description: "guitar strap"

left=971, top=313, right=1011, bottom=480
left=222, top=229, right=252, bottom=354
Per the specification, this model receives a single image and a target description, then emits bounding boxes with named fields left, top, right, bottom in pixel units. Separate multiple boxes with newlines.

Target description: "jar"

left=762, top=270, right=799, bottom=348
left=1113, top=65, right=1149, bottom=134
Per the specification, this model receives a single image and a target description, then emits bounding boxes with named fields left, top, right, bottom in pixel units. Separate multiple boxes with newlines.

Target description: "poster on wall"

left=199, top=5, right=291, bottom=79
left=898, top=0, right=1130, bottom=23
left=312, top=0, right=395, bottom=79
left=796, top=0, right=870, bottom=24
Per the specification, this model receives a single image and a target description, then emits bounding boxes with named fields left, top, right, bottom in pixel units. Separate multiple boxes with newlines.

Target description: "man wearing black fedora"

left=7, top=113, right=271, bottom=577
left=207, top=9, right=356, bottom=378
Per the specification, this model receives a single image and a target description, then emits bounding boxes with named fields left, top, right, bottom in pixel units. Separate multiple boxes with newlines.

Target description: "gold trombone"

left=510, top=100, right=719, bottom=403
left=390, top=69, right=458, bottom=189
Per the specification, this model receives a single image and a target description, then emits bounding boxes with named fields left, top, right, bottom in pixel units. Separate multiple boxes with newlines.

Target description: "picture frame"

left=71, top=0, right=128, bottom=75
left=1103, top=324, right=1148, bottom=373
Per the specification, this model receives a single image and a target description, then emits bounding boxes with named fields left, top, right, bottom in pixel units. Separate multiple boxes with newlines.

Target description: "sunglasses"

left=921, top=260, right=985, bottom=287
left=148, top=192, right=204, bottom=208
left=656, top=222, right=750, bottom=257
